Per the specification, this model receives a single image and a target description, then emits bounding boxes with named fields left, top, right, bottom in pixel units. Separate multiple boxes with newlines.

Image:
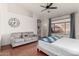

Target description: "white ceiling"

left=19, top=3, right=79, bottom=18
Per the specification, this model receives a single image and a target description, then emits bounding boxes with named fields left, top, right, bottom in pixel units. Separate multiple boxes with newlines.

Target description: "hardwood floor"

left=0, top=42, right=47, bottom=56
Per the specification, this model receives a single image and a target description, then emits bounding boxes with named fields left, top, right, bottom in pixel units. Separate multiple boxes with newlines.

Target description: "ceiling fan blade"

left=49, top=7, right=57, bottom=9
left=40, top=5, right=46, bottom=8
left=41, top=8, right=47, bottom=12
left=49, top=3, right=53, bottom=7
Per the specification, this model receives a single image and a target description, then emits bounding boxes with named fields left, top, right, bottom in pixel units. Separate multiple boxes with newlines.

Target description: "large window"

left=51, top=18, right=70, bottom=37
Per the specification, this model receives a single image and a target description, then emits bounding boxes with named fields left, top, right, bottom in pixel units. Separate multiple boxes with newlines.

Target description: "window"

left=51, top=18, right=70, bottom=37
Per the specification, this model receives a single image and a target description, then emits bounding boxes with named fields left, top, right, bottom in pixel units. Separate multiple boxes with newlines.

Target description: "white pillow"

left=43, top=38, right=48, bottom=41
left=48, top=37, right=55, bottom=42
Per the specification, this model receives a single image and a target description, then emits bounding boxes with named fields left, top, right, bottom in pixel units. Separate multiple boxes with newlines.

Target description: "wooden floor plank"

left=0, top=42, right=47, bottom=56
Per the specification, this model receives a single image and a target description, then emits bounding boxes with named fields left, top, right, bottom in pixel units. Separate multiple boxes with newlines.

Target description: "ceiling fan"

left=40, top=3, right=57, bottom=12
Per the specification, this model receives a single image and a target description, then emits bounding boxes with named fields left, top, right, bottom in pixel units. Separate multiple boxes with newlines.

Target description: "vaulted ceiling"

left=13, top=3, right=79, bottom=18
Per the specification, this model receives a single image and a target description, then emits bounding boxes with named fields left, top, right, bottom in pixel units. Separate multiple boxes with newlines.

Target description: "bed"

left=37, top=37, right=79, bottom=56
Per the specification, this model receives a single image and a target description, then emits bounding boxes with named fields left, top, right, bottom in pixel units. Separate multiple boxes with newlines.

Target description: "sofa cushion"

left=24, top=38, right=29, bottom=41
left=11, top=33, right=21, bottom=39
left=14, top=38, right=25, bottom=43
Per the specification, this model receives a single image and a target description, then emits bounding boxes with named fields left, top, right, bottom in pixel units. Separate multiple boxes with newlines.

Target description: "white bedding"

left=52, top=38, right=79, bottom=55
left=37, top=38, right=79, bottom=56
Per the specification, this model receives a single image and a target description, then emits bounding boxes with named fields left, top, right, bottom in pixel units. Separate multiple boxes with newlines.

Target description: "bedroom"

left=0, top=3, right=79, bottom=56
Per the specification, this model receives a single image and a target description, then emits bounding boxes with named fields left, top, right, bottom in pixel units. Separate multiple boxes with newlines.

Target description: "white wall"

left=0, top=4, right=8, bottom=35
left=2, top=12, right=37, bottom=34
left=0, top=4, right=37, bottom=46
left=75, top=11, right=79, bottom=39
left=52, top=15, right=70, bottom=21
left=8, top=3, right=33, bottom=17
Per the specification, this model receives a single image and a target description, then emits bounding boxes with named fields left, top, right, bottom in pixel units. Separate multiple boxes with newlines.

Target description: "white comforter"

left=38, top=38, right=79, bottom=56
left=52, top=38, right=79, bottom=55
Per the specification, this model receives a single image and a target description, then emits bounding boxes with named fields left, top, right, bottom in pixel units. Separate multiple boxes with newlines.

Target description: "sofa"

left=10, top=32, right=38, bottom=47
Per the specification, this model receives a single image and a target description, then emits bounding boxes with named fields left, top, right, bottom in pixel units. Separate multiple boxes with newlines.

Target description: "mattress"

left=37, top=38, right=79, bottom=56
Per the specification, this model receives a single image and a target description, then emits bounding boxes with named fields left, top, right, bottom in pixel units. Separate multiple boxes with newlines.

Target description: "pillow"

left=11, top=33, right=21, bottom=39
left=41, top=38, right=52, bottom=43
left=42, top=38, right=48, bottom=42
left=51, top=36, right=59, bottom=41
left=55, top=36, right=61, bottom=39
left=48, top=36, right=60, bottom=41
left=47, top=37, right=55, bottom=42
left=51, top=35, right=62, bottom=41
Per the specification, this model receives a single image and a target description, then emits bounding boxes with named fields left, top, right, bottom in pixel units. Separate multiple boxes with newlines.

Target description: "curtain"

left=48, top=18, right=51, bottom=36
left=70, top=13, right=75, bottom=38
